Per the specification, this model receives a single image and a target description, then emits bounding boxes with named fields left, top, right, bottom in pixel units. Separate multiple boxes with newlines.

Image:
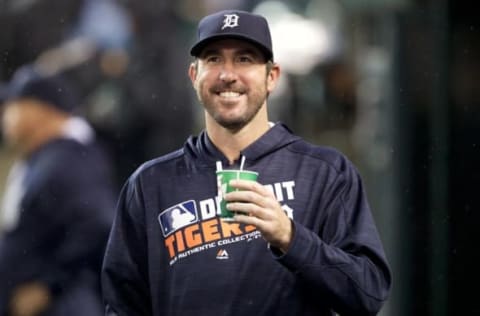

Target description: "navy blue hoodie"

left=102, top=123, right=391, bottom=316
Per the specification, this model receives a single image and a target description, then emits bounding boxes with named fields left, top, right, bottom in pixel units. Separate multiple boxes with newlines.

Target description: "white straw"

left=239, top=156, right=246, bottom=171
left=216, top=161, right=222, bottom=171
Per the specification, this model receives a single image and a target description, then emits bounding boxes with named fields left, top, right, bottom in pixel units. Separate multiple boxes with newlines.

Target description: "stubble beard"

left=197, top=83, right=268, bottom=133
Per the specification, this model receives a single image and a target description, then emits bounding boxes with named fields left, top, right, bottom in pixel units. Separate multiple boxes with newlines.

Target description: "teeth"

left=219, top=91, right=240, bottom=98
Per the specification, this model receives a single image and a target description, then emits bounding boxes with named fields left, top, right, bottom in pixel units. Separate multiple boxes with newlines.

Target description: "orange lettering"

left=220, top=221, right=243, bottom=237
left=184, top=224, right=202, bottom=248
left=245, top=224, right=257, bottom=232
left=164, top=235, right=176, bottom=258
left=201, top=219, right=221, bottom=242
left=175, top=230, right=185, bottom=252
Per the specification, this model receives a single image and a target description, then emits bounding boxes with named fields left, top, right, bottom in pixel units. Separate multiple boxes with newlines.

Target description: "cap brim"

left=190, top=34, right=273, bottom=61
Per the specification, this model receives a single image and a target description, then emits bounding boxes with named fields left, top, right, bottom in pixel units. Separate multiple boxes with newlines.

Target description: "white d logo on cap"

left=222, top=14, right=239, bottom=30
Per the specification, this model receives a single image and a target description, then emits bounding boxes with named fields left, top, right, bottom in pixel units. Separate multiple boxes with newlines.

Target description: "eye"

left=205, top=55, right=221, bottom=63
left=237, top=55, right=254, bottom=63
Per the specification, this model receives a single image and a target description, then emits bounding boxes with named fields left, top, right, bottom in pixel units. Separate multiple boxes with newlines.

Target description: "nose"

left=218, top=62, right=238, bottom=83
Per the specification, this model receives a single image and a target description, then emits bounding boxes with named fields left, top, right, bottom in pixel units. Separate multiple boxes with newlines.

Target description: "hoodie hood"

left=184, top=123, right=301, bottom=168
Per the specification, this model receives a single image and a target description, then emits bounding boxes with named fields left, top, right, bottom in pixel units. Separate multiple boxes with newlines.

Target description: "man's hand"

left=225, top=179, right=293, bottom=253
left=9, top=282, right=51, bottom=316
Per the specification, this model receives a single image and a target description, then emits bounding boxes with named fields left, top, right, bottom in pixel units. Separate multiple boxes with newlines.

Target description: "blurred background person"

left=0, top=0, right=195, bottom=188
left=0, top=65, right=116, bottom=316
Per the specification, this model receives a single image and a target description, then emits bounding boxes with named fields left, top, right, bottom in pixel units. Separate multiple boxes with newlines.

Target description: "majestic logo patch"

left=216, top=249, right=230, bottom=260
left=158, top=200, right=198, bottom=237
left=222, top=14, right=239, bottom=30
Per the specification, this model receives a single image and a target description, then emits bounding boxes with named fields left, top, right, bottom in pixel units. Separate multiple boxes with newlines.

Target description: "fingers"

left=225, top=180, right=274, bottom=205
left=225, top=194, right=278, bottom=221
left=228, top=179, right=275, bottom=198
left=231, top=204, right=292, bottom=253
left=224, top=179, right=293, bottom=252
left=226, top=200, right=265, bottom=219
left=224, top=179, right=282, bottom=218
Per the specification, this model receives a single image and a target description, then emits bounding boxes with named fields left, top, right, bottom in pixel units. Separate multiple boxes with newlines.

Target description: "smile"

left=218, top=91, right=242, bottom=98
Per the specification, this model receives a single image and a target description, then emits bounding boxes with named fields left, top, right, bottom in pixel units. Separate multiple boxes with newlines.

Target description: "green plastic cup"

left=216, top=169, right=259, bottom=221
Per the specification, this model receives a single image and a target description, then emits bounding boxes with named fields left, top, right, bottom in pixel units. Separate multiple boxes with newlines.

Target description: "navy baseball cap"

left=0, top=65, right=77, bottom=113
left=190, top=10, right=274, bottom=61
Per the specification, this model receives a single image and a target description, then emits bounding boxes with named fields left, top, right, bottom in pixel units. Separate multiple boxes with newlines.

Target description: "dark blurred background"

left=0, top=0, right=478, bottom=315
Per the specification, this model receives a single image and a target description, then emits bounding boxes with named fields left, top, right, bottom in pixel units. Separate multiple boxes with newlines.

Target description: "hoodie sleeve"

left=101, top=175, right=152, bottom=316
left=273, top=161, right=392, bottom=316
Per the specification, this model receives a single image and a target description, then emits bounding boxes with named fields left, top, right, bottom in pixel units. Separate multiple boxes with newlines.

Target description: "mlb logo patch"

left=158, top=200, right=198, bottom=237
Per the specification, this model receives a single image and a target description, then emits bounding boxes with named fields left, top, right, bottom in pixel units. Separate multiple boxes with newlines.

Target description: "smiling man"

left=102, top=10, right=391, bottom=316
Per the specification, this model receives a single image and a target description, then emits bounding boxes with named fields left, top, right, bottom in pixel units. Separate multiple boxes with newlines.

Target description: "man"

left=0, top=65, right=116, bottom=316
left=102, top=10, right=391, bottom=316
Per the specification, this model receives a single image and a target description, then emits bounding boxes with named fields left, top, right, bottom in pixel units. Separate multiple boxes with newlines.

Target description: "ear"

left=266, top=63, right=281, bottom=94
left=188, top=62, right=197, bottom=86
